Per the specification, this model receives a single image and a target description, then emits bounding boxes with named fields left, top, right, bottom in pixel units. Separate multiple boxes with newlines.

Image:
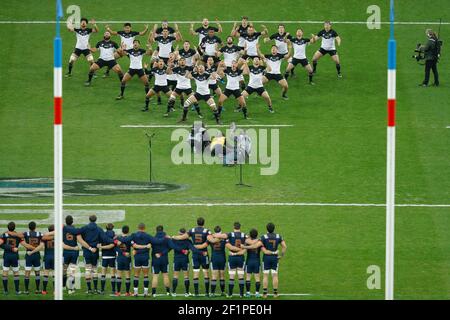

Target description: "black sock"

left=43, top=276, right=49, bottom=291
left=88, top=71, right=94, bottom=82
left=211, top=280, right=217, bottom=294
left=143, top=277, right=149, bottom=289
left=263, top=287, right=268, bottom=295
left=291, top=68, right=295, bottom=76
left=182, top=107, right=188, bottom=120
left=93, top=276, right=98, bottom=290
left=180, top=96, right=185, bottom=107
left=166, top=286, right=170, bottom=294
left=157, top=96, right=162, bottom=103
left=120, top=82, right=126, bottom=96
left=228, top=280, right=234, bottom=296
left=245, top=280, right=251, bottom=292
left=172, top=278, right=178, bottom=293
left=63, top=275, right=67, bottom=288
left=2, top=276, right=8, bottom=292
left=86, top=279, right=92, bottom=291
left=14, top=276, right=19, bottom=292
left=313, top=60, right=318, bottom=72
left=101, top=275, right=106, bottom=291
left=126, top=278, right=131, bottom=293
left=242, top=107, right=248, bottom=118
left=193, top=278, right=199, bottom=295
left=214, top=111, right=220, bottom=123
left=145, top=97, right=150, bottom=108
left=167, top=98, right=175, bottom=112
left=35, top=273, right=40, bottom=291
left=25, top=277, right=30, bottom=291
left=111, top=276, right=116, bottom=292
left=256, top=281, right=261, bottom=293
left=144, top=85, right=150, bottom=94
left=184, top=279, right=190, bottom=294
left=204, top=278, right=210, bottom=295
left=336, top=64, right=341, bottom=74
left=105, top=67, right=111, bottom=74
left=274, top=288, right=278, bottom=295
left=151, top=287, right=156, bottom=295
left=133, top=279, right=139, bottom=290
left=68, top=62, right=73, bottom=74
left=238, top=279, right=245, bottom=296
left=116, top=277, right=122, bottom=293
left=195, top=104, right=201, bottom=115
left=309, top=72, right=314, bottom=83
left=118, top=72, right=124, bottom=82
left=218, top=105, right=223, bottom=115
left=220, top=279, right=225, bottom=293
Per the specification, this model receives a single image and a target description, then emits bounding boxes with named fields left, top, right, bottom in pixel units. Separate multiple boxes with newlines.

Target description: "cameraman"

left=420, top=29, right=440, bottom=87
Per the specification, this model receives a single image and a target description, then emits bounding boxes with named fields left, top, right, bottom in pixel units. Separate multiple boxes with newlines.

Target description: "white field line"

left=0, top=202, right=449, bottom=208
left=0, top=20, right=448, bottom=25
left=121, top=124, right=294, bottom=128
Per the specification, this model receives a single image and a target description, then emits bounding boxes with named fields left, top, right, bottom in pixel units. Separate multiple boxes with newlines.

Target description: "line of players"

left=0, top=216, right=287, bottom=298
left=66, top=17, right=342, bottom=123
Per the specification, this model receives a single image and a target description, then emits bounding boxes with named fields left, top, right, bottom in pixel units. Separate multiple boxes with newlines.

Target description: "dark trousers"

left=423, top=59, right=439, bottom=85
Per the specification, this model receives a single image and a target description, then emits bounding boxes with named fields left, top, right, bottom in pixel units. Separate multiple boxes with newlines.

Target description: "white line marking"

left=0, top=20, right=448, bottom=25
left=121, top=124, right=294, bottom=128
left=0, top=203, right=449, bottom=208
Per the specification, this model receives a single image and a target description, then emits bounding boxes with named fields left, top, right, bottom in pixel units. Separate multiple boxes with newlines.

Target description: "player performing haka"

left=240, top=25, right=269, bottom=60
left=148, top=27, right=182, bottom=64
left=177, top=41, right=199, bottom=67
left=190, top=18, right=222, bottom=45
left=242, top=57, right=274, bottom=113
left=199, top=28, right=222, bottom=64
left=284, top=28, right=315, bottom=83
left=231, top=16, right=251, bottom=50
left=84, top=31, right=124, bottom=87
left=178, top=65, right=221, bottom=124
left=216, top=60, right=249, bottom=119
left=142, top=59, right=174, bottom=112
left=116, top=40, right=153, bottom=100
left=262, top=45, right=291, bottom=99
left=104, top=23, right=148, bottom=77
left=165, top=57, right=198, bottom=117
left=219, top=36, right=245, bottom=89
left=311, top=21, right=342, bottom=78
left=154, top=20, right=176, bottom=36
left=66, top=18, right=98, bottom=77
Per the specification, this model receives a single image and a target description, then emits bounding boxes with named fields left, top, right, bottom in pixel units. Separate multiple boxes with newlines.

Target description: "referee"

left=420, top=29, right=440, bottom=87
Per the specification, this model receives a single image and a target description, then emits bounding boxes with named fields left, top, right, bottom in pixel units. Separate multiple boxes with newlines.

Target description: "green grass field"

left=0, top=0, right=449, bottom=300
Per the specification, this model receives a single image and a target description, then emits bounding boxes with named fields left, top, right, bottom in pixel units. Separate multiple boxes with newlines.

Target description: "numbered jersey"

left=260, top=233, right=283, bottom=255
left=188, top=227, right=211, bottom=252
left=317, top=29, right=339, bottom=51
left=1, top=233, right=22, bottom=253
left=210, top=238, right=226, bottom=256
left=74, top=28, right=93, bottom=50
left=63, top=225, right=81, bottom=247
left=118, top=31, right=139, bottom=50
left=43, top=238, right=55, bottom=257
left=288, top=36, right=310, bottom=60
left=226, top=231, right=246, bottom=248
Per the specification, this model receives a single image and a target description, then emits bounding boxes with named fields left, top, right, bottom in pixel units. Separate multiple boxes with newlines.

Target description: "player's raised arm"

left=190, top=23, right=197, bottom=36
left=105, top=24, right=118, bottom=35
left=260, top=24, right=269, bottom=36
left=90, top=19, right=99, bottom=33
left=215, top=18, right=223, bottom=33
left=139, top=24, right=149, bottom=36
left=67, top=19, right=75, bottom=32
left=174, top=24, right=182, bottom=41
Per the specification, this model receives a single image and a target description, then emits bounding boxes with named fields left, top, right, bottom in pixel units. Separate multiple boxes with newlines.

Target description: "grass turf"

left=0, top=0, right=449, bottom=300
